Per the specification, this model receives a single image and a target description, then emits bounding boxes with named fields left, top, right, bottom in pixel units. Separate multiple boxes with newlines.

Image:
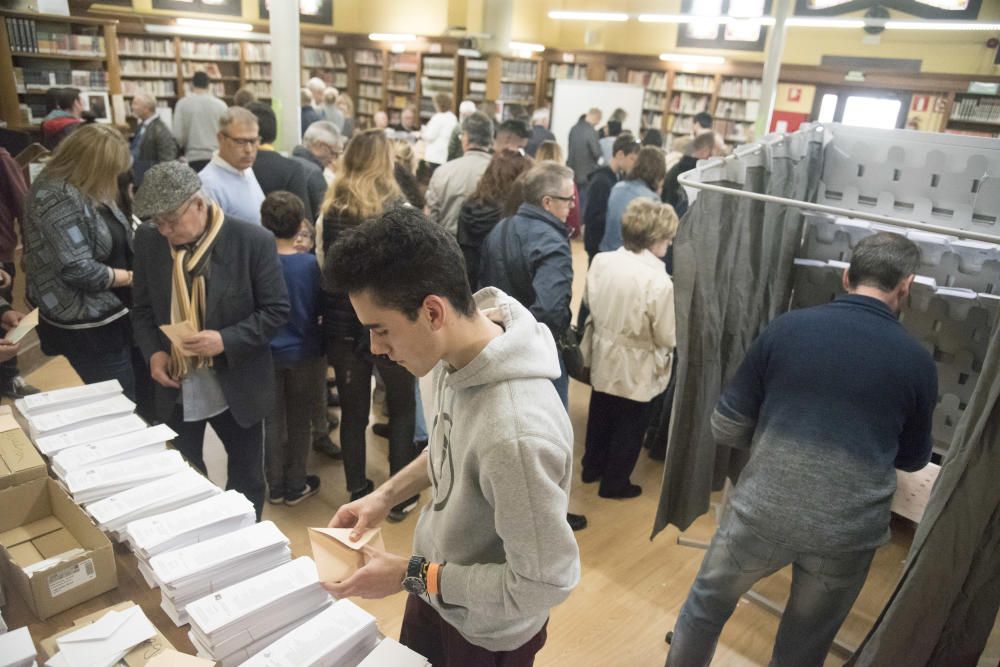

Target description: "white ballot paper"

left=33, top=414, right=147, bottom=458
left=241, top=598, right=379, bottom=667
left=52, top=424, right=176, bottom=480
left=46, top=605, right=156, bottom=667
left=86, top=468, right=219, bottom=535
left=186, top=557, right=332, bottom=666
left=0, top=626, right=36, bottom=667
left=63, top=450, right=187, bottom=504
left=28, top=394, right=135, bottom=440
left=358, top=638, right=432, bottom=667
left=16, top=380, right=122, bottom=418
left=126, top=490, right=255, bottom=560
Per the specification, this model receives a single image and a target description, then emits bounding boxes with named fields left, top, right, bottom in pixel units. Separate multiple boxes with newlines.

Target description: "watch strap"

left=426, top=562, right=441, bottom=595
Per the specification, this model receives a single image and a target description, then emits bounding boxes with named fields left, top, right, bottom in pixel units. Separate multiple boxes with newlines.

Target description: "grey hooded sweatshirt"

left=413, top=287, right=581, bottom=652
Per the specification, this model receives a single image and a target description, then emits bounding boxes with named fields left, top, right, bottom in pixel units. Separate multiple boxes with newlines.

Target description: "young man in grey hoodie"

left=323, top=206, right=580, bottom=665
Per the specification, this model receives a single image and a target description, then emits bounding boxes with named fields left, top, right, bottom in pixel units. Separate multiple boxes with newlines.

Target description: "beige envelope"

left=308, top=527, right=384, bottom=583
left=5, top=308, right=38, bottom=344
left=146, top=650, right=215, bottom=667
left=158, top=321, right=197, bottom=349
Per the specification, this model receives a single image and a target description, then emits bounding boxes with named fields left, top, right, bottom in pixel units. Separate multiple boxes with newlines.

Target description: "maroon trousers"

left=399, top=594, right=548, bottom=667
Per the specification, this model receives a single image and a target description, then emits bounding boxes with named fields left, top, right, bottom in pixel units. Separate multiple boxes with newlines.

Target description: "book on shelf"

left=422, top=56, right=455, bottom=78
left=118, top=36, right=176, bottom=58
left=548, top=63, right=587, bottom=80
left=420, top=77, right=452, bottom=95
left=183, top=82, right=226, bottom=97
left=358, top=65, right=382, bottom=82
left=243, top=43, right=270, bottom=62
left=950, top=96, right=1000, bottom=123
left=465, top=59, right=488, bottom=80
left=122, top=80, right=176, bottom=97
left=120, top=59, right=177, bottom=77
left=718, top=77, right=761, bottom=99
left=669, top=92, right=710, bottom=114
left=182, top=62, right=223, bottom=78
left=180, top=41, right=240, bottom=61
left=627, top=70, right=667, bottom=92
left=245, top=64, right=272, bottom=80
left=672, top=74, right=714, bottom=93
left=354, top=49, right=383, bottom=66
left=499, top=81, right=535, bottom=101
left=501, top=59, right=537, bottom=82
left=715, top=99, right=759, bottom=122
left=15, top=68, right=108, bottom=92
left=302, top=47, right=345, bottom=69
left=389, top=53, right=419, bottom=72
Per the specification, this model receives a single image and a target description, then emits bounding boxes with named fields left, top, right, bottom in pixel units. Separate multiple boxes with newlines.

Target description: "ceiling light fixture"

left=548, top=11, right=629, bottom=21
left=659, top=53, right=726, bottom=64
left=884, top=20, right=1000, bottom=31
left=369, top=33, right=417, bottom=42
left=146, top=24, right=268, bottom=40
left=784, top=17, right=867, bottom=28
left=509, top=41, right=545, bottom=52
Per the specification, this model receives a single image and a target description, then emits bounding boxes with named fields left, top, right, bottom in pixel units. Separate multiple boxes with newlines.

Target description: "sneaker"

left=567, top=512, right=588, bottom=531
left=0, top=376, right=39, bottom=399
left=312, top=435, right=342, bottom=459
left=285, top=475, right=321, bottom=506
left=387, top=495, right=419, bottom=522
left=350, top=479, right=374, bottom=502
left=371, top=423, right=390, bottom=439
left=599, top=483, right=642, bottom=500
left=267, top=488, right=284, bottom=505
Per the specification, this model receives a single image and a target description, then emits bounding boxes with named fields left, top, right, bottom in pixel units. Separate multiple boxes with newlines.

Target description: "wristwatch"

left=402, top=555, right=428, bottom=595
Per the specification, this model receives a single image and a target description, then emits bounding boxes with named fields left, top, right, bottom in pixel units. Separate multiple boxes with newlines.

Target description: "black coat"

left=131, top=214, right=290, bottom=426
left=583, top=166, right=617, bottom=258
left=456, top=198, right=502, bottom=289
left=291, top=145, right=329, bottom=221
left=252, top=150, right=313, bottom=220
left=133, top=117, right=178, bottom=185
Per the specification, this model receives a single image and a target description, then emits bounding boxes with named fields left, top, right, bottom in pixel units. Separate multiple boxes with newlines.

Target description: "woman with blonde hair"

left=535, top=139, right=581, bottom=239
left=23, top=123, right=139, bottom=397
left=320, top=129, right=418, bottom=518
left=581, top=198, right=679, bottom=499
left=420, top=91, right=457, bottom=174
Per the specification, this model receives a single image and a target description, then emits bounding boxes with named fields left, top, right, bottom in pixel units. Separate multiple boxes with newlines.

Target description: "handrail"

left=676, top=170, right=1000, bottom=245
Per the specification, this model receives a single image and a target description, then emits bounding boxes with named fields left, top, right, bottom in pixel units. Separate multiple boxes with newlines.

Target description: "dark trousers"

left=63, top=344, right=136, bottom=402
left=168, top=406, right=265, bottom=520
left=265, top=356, right=326, bottom=496
left=399, top=594, right=548, bottom=667
left=327, top=338, right=416, bottom=493
left=583, top=389, right=650, bottom=495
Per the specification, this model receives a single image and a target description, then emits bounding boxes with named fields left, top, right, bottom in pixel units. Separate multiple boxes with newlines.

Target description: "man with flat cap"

left=131, top=162, right=289, bottom=518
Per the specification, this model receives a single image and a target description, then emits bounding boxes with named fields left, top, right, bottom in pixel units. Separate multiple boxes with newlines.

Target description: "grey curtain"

left=848, top=312, right=1000, bottom=666
left=651, top=132, right=825, bottom=538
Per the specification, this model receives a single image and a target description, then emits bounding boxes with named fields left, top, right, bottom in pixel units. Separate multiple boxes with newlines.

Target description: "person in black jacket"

left=292, top=121, right=341, bottom=221
left=129, top=93, right=178, bottom=186
left=662, top=131, right=717, bottom=220
left=246, top=102, right=315, bottom=220
left=456, top=150, right=533, bottom=288
left=583, top=133, right=640, bottom=263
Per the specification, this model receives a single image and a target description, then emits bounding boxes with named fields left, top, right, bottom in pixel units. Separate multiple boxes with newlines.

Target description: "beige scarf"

left=168, top=205, right=224, bottom=379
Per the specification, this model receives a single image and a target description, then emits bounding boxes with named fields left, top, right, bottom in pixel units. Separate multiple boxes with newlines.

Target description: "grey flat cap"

left=134, top=162, right=202, bottom=220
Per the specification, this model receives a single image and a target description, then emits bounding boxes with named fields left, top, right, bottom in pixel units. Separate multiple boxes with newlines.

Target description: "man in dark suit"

left=244, top=102, right=315, bottom=220
left=130, top=93, right=178, bottom=186
left=292, top=120, right=341, bottom=221
left=131, top=162, right=290, bottom=518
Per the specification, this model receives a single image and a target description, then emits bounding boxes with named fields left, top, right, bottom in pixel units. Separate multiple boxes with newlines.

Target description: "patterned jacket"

left=23, top=174, right=130, bottom=326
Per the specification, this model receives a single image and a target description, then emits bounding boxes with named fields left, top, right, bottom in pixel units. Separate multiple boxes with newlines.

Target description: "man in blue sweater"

left=667, top=232, right=937, bottom=667
left=198, top=106, right=265, bottom=225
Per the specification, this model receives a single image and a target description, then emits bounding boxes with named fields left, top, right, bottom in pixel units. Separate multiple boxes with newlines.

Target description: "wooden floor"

left=16, top=238, right=1000, bottom=666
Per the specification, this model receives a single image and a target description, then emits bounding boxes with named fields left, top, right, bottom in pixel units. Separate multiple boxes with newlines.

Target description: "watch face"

left=403, top=576, right=426, bottom=595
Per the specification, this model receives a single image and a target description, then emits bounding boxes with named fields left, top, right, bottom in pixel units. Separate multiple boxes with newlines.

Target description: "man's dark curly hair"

left=325, top=206, right=477, bottom=320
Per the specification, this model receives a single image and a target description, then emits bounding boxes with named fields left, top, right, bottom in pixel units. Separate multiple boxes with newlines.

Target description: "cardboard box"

left=0, top=477, right=117, bottom=619
left=40, top=601, right=176, bottom=666
left=0, top=407, right=45, bottom=491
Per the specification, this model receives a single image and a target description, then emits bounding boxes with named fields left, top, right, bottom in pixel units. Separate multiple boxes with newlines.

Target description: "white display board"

left=550, top=79, right=645, bottom=157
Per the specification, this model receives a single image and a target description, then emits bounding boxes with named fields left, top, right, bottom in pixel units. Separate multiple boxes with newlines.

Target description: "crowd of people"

left=6, top=75, right=934, bottom=667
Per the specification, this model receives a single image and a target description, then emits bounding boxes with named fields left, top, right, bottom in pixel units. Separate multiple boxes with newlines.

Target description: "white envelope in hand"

left=53, top=606, right=157, bottom=667
left=308, top=527, right=384, bottom=584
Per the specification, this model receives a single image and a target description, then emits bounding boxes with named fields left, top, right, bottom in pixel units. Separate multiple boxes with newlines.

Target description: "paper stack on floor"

left=25, top=394, right=136, bottom=441
left=62, top=450, right=188, bottom=504
left=51, top=424, right=176, bottom=480
left=240, top=598, right=379, bottom=667
left=358, top=638, right=431, bottom=667
left=127, top=490, right=255, bottom=579
left=44, top=604, right=156, bottom=667
left=0, top=627, right=35, bottom=667
left=33, top=414, right=148, bottom=458
left=86, top=468, right=220, bottom=538
left=186, top=557, right=332, bottom=667
left=149, top=521, right=291, bottom=626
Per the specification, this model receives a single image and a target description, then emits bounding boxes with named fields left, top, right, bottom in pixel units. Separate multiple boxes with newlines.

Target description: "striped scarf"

left=168, top=205, right=224, bottom=379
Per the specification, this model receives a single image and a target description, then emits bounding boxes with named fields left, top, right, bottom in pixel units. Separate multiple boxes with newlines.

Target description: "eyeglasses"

left=545, top=194, right=575, bottom=206
left=152, top=197, right=195, bottom=229
left=222, top=133, right=260, bottom=148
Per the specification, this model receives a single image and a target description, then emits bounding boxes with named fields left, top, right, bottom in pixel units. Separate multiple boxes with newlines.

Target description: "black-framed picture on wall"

left=151, top=0, right=242, bottom=17
left=259, top=0, right=333, bottom=25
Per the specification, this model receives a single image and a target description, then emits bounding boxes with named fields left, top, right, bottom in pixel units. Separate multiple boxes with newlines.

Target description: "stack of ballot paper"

left=358, top=638, right=431, bottom=667
left=149, top=521, right=291, bottom=626
left=186, top=557, right=332, bottom=667
left=240, top=598, right=379, bottom=667
left=15, top=380, right=123, bottom=419
left=51, top=424, right=176, bottom=481
left=45, top=605, right=156, bottom=667
left=126, top=490, right=255, bottom=562
left=33, top=414, right=148, bottom=458
left=62, top=450, right=188, bottom=504
left=86, top=468, right=220, bottom=538
left=0, top=627, right=35, bottom=667
left=25, top=394, right=136, bottom=441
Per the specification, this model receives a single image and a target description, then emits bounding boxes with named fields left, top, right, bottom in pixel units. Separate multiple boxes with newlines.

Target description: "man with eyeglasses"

left=197, top=106, right=266, bottom=224
left=131, top=162, right=290, bottom=520
left=292, top=120, right=342, bottom=213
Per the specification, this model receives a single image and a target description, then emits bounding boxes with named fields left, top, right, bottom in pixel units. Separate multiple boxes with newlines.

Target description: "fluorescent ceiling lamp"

left=660, top=53, right=725, bottom=64
left=548, top=10, right=629, bottom=21
left=884, top=20, right=1000, bottom=31
left=510, top=41, right=545, bottom=52
left=146, top=24, right=269, bottom=40
left=175, top=17, right=254, bottom=31
left=369, top=33, right=416, bottom=41
left=785, top=17, right=866, bottom=28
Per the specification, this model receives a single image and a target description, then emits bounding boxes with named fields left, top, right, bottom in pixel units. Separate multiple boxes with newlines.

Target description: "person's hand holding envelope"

left=311, top=526, right=410, bottom=600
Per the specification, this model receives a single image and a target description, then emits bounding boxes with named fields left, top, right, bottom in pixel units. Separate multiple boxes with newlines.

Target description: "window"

left=259, top=0, right=333, bottom=24
left=678, top=0, right=771, bottom=52
left=794, top=0, right=979, bottom=19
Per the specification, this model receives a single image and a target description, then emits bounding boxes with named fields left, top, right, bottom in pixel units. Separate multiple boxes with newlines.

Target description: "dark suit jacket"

left=252, top=150, right=313, bottom=219
left=131, top=214, right=290, bottom=427
left=133, top=117, right=178, bottom=185
left=290, top=152, right=327, bottom=222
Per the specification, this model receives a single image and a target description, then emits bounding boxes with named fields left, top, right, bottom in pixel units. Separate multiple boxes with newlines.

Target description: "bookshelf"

left=712, top=76, right=762, bottom=145
left=463, top=58, right=488, bottom=102
left=946, top=92, right=1000, bottom=138
left=420, top=55, right=456, bottom=121
left=627, top=68, right=668, bottom=133
left=666, top=73, right=716, bottom=138
left=301, top=45, right=347, bottom=90
left=242, top=41, right=271, bottom=99
left=387, top=51, right=418, bottom=125
left=1, top=10, right=120, bottom=129
left=179, top=38, right=240, bottom=102
left=495, top=56, right=539, bottom=120
left=544, top=62, right=587, bottom=106
left=353, top=47, right=384, bottom=125
left=117, top=35, right=177, bottom=100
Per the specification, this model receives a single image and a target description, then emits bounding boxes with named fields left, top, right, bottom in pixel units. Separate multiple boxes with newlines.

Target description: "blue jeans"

left=667, top=511, right=876, bottom=667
